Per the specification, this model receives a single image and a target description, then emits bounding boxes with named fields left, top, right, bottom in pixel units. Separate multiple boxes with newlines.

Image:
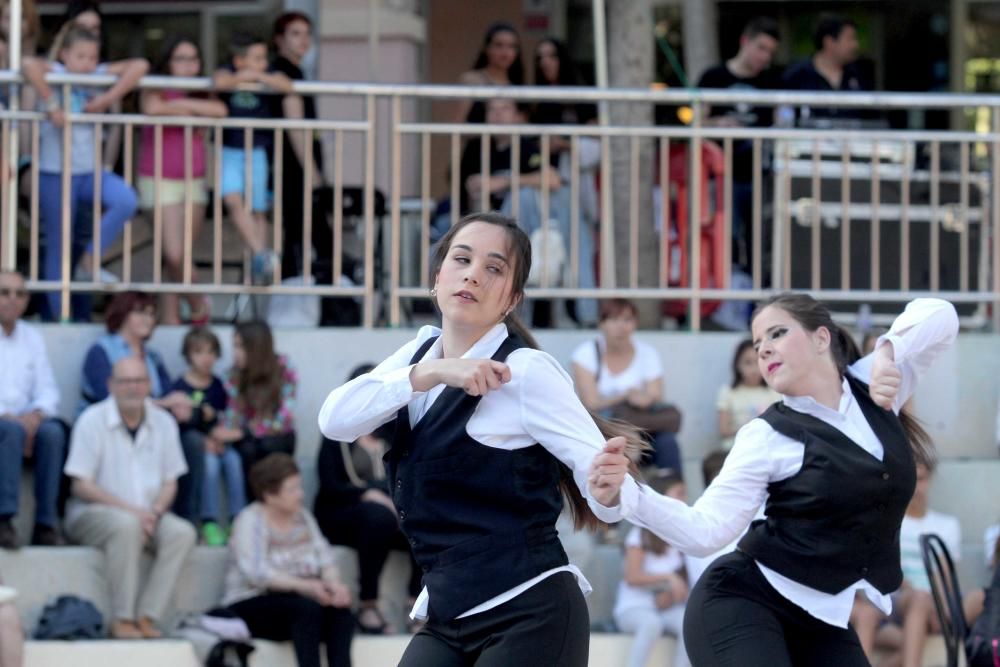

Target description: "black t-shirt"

left=781, top=59, right=871, bottom=122
left=458, top=135, right=559, bottom=214
left=170, top=375, right=228, bottom=433
left=271, top=56, right=324, bottom=177
left=217, top=63, right=284, bottom=149
left=697, top=63, right=777, bottom=179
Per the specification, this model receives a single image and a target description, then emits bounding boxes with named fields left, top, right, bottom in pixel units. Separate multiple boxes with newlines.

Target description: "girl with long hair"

left=139, top=35, right=227, bottom=325
left=455, top=22, right=523, bottom=124
left=319, top=211, right=643, bottom=665
left=213, top=321, right=297, bottom=483
left=716, top=338, right=779, bottom=450
left=589, top=293, right=959, bottom=666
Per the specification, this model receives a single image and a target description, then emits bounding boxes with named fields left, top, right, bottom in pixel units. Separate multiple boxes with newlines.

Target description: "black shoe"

left=31, top=523, right=64, bottom=546
left=0, top=519, right=18, bottom=550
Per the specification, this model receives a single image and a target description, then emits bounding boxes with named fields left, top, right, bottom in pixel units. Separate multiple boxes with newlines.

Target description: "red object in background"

left=657, top=140, right=727, bottom=320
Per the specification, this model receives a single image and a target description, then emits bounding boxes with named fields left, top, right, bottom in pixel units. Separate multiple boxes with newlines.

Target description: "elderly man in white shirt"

left=64, top=356, right=196, bottom=640
left=0, top=269, right=67, bottom=549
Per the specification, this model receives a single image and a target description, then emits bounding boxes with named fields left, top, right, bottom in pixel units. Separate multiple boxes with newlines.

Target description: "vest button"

left=399, top=510, right=406, bottom=520
left=409, top=538, right=417, bottom=546
left=860, top=566, right=869, bottom=575
left=877, top=504, right=886, bottom=511
left=396, top=479, right=402, bottom=489
left=882, top=472, right=890, bottom=480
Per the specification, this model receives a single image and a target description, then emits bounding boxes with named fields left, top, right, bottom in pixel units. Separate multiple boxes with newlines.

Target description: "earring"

left=430, top=287, right=437, bottom=297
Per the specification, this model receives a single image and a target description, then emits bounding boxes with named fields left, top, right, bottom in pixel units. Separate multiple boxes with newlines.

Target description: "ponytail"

left=504, top=311, right=650, bottom=532
left=829, top=321, right=935, bottom=468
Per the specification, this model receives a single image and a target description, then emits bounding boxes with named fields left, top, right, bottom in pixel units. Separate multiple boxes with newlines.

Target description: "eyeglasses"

left=112, top=376, right=149, bottom=386
left=170, top=55, right=201, bottom=63
left=0, top=288, right=28, bottom=299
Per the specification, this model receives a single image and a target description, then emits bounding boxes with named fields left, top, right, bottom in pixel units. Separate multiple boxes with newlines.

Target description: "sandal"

left=356, top=606, right=393, bottom=635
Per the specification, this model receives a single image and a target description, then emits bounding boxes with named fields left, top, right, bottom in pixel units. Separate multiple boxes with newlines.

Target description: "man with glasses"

left=63, top=357, right=195, bottom=639
left=0, top=270, right=66, bottom=548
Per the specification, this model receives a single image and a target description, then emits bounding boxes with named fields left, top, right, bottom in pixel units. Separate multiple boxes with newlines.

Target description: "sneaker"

left=201, top=521, right=226, bottom=547
left=73, top=264, right=120, bottom=284
left=250, top=250, right=279, bottom=285
left=0, top=519, right=18, bottom=550
left=31, top=523, right=65, bottom=546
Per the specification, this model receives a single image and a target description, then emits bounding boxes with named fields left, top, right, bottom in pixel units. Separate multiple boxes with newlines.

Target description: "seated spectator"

left=78, top=291, right=201, bottom=523
left=716, top=338, right=779, bottom=450
left=851, top=460, right=961, bottom=666
left=0, top=269, right=67, bottom=548
left=612, top=472, right=690, bottom=667
left=63, top=357, right=196, bottom=639
left=0, top=573, right=22, bottom=667
left=223, top=453, right=353, bottom=667
left=570, top=298, right=682, bottom=473
left=169, top=327, right=243, bottom=545
left=782, top=15, right=870, bottom=123
left=455, top=22, right=523, bottom=124
left=314, top=364, right=422, bottom=635
left=963, top=524, right=1000, bottom=629
left=210, top=321, right=297, bottom=485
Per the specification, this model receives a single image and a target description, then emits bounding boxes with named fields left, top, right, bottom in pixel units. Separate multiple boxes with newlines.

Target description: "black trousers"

left=317, top=500, right=422, bottom=601
left=228, top=592, right=354, bottom=667
left=397, top=571, right=589, bottom=667
left=683, top=551, right=870, bottom=667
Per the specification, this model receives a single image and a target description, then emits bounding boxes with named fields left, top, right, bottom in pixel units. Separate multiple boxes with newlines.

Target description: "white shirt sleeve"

left=317, top=327, right=436, bottom=442
left=28, top=326, right=61, bottom=416
left=602, top=418, right=773, bottom=557
left=516, top=350, right=631, bottom=523
left=850, top=298, right=958, bottom=413
left=569, top=339, right=599, bottom=375
left=64, top=409, right=100, bottom=481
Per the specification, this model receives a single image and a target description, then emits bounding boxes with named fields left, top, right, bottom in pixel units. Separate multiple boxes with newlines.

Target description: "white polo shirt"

left=64, top=397, right=188, bottom=525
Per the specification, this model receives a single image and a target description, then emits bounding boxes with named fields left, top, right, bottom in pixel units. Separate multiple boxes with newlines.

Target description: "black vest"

left=737, top=374, right=916, bottom=595
left=385, top=334, right=568, bottom=621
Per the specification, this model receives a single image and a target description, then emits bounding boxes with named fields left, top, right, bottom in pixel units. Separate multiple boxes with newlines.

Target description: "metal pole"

left=368, top=0, right=380, bottom=83
left=3, top=0, right=22, bottom=269
left=592, top=0, right=609, bottom=126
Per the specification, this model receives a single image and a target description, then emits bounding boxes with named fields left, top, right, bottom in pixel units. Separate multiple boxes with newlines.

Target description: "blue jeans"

left=173, top=429, right=207, bottom=524
left=39, top=171, right=137, bottom=319
left=201, top=444, right=247, bottom=523
left=501, top=185, right=598, bottom=325
left=0, top=418, right=67, bottom=526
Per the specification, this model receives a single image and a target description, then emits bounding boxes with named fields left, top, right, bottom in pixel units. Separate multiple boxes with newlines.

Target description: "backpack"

left=967, top=564, right=1000, bottom=667
left=33, top=595, right=104, bottom=640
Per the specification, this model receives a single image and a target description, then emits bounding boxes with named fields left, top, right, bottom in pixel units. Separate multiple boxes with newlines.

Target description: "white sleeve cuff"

left=587, top=476, right=640, bottom=524
left=378, top=364, right=423, bottom=399
left=876, top=333, right=906, bottom=364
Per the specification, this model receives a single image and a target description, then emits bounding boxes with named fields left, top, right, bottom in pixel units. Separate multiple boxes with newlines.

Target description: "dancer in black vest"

left=587, top=293, right=959, bottom=666
left=318, top=212, right=642, bottom=666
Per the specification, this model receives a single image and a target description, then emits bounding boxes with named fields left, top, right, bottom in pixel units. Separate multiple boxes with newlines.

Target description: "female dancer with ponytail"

left=588, top=293, right=959, bottom=666
left=318, top=211, right=643, bottom=666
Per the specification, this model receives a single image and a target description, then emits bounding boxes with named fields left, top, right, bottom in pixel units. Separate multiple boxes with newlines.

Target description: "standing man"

left=783, top=15, right=869, bottom=121
left=0, top=269, right=67, bottom=548
left=697, top=17, right=780, bottom=273
left=64, top=357, right=196, bottom=639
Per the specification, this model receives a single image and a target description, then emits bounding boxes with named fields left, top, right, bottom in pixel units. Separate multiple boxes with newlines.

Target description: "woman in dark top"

left=531, top=37, right=596, bottom=127
left=271, top=11, right=332, bottom=282
left=315, top=365, right=421, bottom=635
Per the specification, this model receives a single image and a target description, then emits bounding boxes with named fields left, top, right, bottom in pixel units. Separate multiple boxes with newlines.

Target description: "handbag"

left=594, top=340, right=682, bottom=434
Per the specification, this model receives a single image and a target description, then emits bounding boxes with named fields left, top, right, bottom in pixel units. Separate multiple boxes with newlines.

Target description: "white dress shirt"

left=318, top=322, right=624, bottom=620
left=591, top=298, right=959, bottom=628
left=0, top=320, right=61, bottom=417
left=64, top=397, right=188, bottom=526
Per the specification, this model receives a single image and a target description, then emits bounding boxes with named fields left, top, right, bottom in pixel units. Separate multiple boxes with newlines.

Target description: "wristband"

left=44, top=98, right=61, bottom=113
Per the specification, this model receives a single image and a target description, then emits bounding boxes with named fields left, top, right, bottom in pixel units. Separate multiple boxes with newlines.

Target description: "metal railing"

left=0, top=71, right=997, bottom=329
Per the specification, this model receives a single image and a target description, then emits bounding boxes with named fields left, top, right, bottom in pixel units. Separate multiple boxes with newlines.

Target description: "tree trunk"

left=683, top=0, right=719, bottom=84
left=607, top=0, right=658, bottom=325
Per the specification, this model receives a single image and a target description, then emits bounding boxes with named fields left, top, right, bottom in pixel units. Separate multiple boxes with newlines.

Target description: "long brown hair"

left=233, top=320, right=284, bottom=418
left=432, top=211, right=648, bottom=531
left=752, top=293, right=934, bottom=467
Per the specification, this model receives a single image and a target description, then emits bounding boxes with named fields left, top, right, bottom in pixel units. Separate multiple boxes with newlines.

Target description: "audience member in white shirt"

left=851, top=460, right=962, bottom=667
left=587, top=294, right=959, bottom=667
left=613, top=473, right=691, bottom=667
left=319, top=212, right=642, bottom=665
left=0, top=269, right=66, bottom=548
left=63, top=357, right=196, bottom=640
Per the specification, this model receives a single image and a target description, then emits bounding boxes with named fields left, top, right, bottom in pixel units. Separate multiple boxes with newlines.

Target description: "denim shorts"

left=221, top=146, right=271, bottom=212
